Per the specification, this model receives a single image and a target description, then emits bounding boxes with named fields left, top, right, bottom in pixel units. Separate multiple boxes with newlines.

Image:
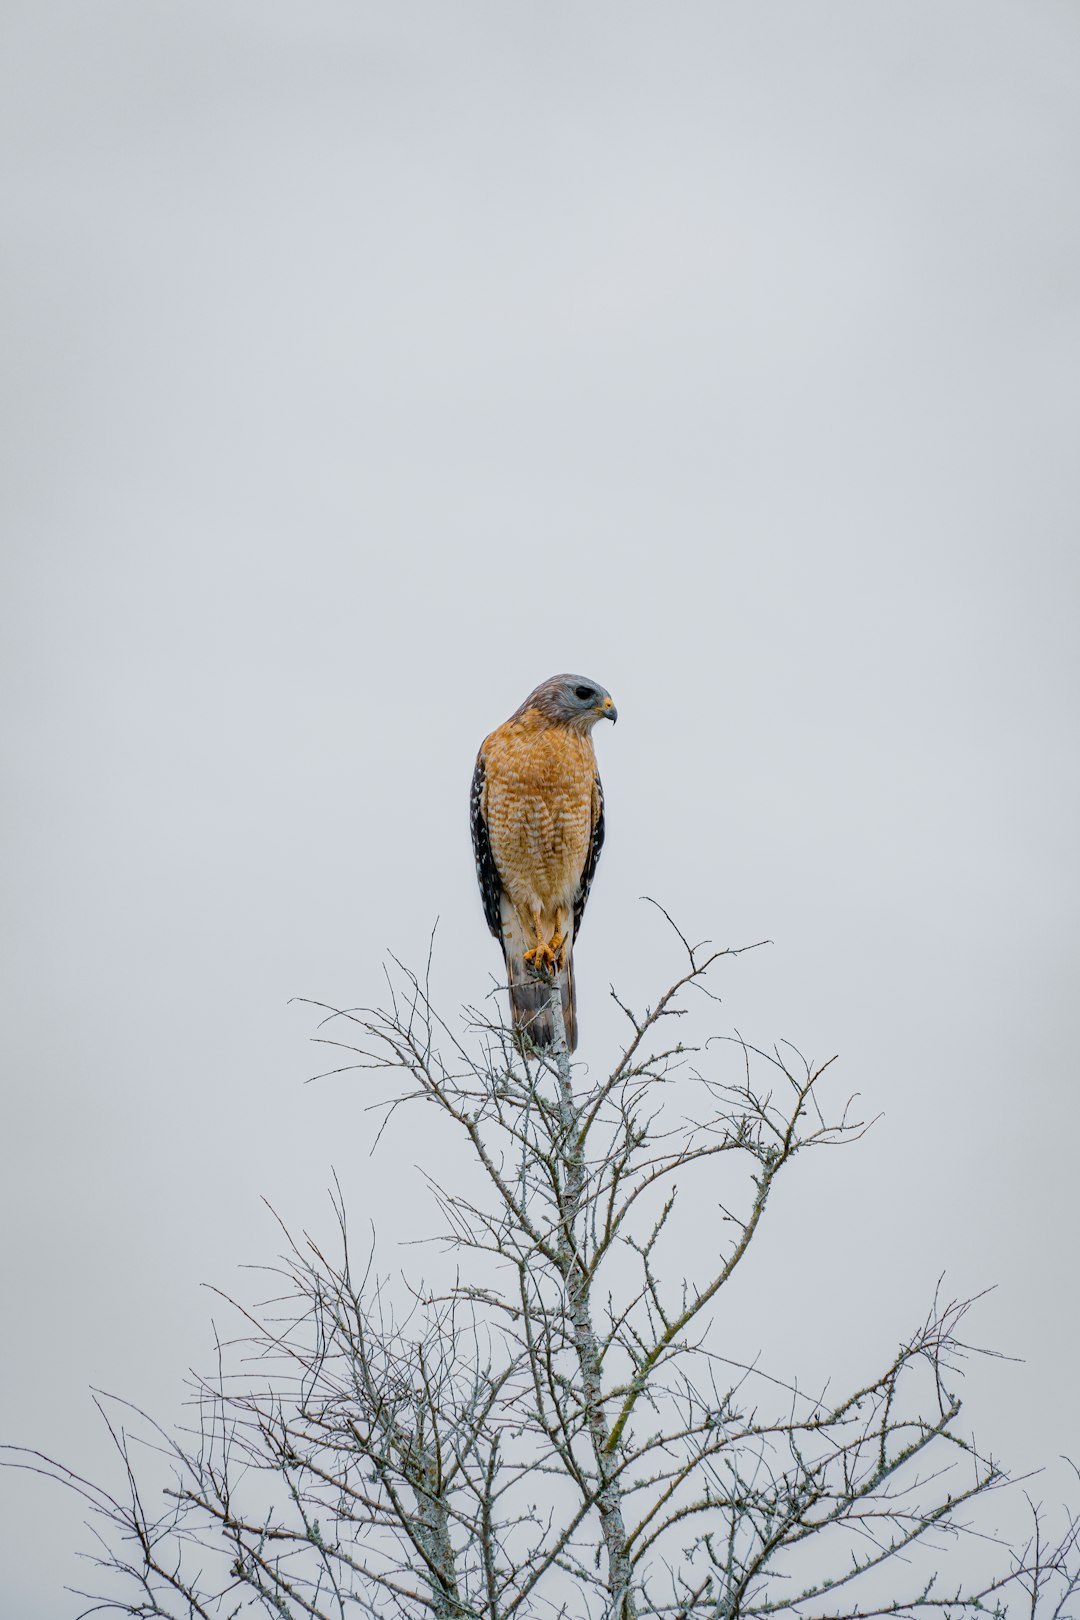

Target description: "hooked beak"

left=597, top=696, right=617, bottom=724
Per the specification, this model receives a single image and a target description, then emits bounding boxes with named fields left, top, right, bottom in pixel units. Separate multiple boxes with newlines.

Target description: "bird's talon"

left=524, top=943, right=559, bottom=977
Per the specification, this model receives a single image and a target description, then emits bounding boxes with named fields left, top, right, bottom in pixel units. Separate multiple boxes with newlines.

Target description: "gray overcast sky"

left=2, top=3, right=1079, bottom=1612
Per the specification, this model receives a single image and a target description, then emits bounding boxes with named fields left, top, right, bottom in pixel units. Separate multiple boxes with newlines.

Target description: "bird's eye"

left=574, top=685, right=594, bottom=701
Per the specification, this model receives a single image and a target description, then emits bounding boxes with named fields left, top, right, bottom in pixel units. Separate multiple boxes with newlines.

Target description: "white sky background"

left=2, top=2, right=1079, bottom=1612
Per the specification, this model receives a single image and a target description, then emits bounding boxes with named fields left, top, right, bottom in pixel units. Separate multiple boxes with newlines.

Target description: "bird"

left=470, top=673, right=616, bottom=1052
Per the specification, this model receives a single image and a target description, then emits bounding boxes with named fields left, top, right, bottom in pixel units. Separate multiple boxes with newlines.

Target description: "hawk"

left=470, top=674, right=616, bottom=1051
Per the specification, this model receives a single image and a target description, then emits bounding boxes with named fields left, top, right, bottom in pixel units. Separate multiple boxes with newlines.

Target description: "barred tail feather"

left=506, top=957, right=576, bottom=1051
left=501, top=904, right=578, bottom=1052
left=563, top=953, right=577, bottom=1053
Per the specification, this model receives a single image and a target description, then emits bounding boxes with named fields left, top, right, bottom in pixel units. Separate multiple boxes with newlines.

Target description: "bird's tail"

left=501, top=906, right=577, bottom=1052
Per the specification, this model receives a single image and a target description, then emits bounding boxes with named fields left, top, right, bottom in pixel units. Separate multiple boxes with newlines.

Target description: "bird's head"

left=523, top=674, right=618, bottom=732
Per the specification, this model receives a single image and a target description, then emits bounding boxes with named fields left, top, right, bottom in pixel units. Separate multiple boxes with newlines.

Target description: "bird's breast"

left=482, top=723, right=596, bottom=908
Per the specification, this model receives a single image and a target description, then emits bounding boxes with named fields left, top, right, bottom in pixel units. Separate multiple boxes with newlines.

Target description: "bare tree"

left=8, top=915, right=1080, bottom=1618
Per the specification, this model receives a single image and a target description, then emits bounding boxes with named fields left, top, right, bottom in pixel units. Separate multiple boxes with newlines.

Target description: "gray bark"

left=548, top=985, right=637, bottom=1620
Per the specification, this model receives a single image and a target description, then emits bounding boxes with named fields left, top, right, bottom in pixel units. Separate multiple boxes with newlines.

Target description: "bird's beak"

left=597, top=697, right=617, bottom=723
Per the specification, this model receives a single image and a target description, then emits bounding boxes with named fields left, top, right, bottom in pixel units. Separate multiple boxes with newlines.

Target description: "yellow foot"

left=524, top=942, right=559, bottom=976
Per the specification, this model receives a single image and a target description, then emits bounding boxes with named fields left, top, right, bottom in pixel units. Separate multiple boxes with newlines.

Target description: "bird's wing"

left=470, top=749, right=503, bottom=940
left=573, top=772, right=605, bottom=939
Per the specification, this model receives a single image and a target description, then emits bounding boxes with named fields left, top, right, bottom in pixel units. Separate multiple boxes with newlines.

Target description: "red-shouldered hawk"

left=470, top=674, right=616, bottom=1051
